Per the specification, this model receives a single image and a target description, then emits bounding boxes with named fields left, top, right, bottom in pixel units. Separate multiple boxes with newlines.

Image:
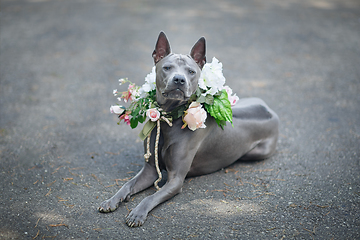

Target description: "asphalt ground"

left=0, top=0, right=359, bottom=239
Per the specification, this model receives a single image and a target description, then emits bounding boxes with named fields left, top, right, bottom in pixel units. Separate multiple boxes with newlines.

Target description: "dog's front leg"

left=126, top=144, right=195, bottom=227
left=99, top=162, right=158, bottom=213
left=126, top=175, right=184, bottom=227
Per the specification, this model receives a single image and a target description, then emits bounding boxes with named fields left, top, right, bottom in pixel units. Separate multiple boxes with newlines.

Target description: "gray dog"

left=99, top=32, right=279, bottom=227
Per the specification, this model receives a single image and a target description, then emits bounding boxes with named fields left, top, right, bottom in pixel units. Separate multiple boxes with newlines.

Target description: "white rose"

left=139, top=66, right=156, bottom=96
left=198, top=57, right=225, bottom=95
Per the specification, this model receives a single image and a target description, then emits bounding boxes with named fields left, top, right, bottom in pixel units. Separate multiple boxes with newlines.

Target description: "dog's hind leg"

left=241, top=136, right=277, bottom=160
left=98, top=162, right=158, bottom=213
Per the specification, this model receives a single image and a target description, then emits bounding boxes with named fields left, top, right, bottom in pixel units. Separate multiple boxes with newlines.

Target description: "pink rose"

left=110, top=105, right=125, bottom=115
left=146, top=108, right=161, bottom=122
left=182, top=102, right=207, bottom=131
left=223, top=86, right=239, bottom=107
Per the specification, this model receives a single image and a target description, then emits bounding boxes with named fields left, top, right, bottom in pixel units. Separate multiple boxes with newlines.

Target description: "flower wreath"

left=110, top=57, right=239, bottom=138
left=110, top=57, right=239, bottom=190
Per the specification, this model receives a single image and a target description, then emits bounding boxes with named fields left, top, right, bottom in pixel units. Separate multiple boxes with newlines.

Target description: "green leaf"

left=130, top=113, right=147, bottom=128
left=196, top=95, right=206, bottom=104
left=147, top=89, right=157, bottom=102
left=197, top=94, right=213, bottom=105
left=189, top=93, right=198, bottom=102
left=195, top=87, right=203, bottom=97
left=166, top=104, right=188, bottom=120
left=131, top=106, right=140, bottom=116
left=130, top=117, right=139, bottom=129
left=138, top=114, right=146, bottom=124
left=204, top=89, right=233, bottom=128
left=204, top=94, right=214, bottom=105
left=215, top=119, right=227, bottom=130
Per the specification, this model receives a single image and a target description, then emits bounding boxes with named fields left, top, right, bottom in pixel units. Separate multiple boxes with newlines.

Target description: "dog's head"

left=152, top=32, right=206, bottom=111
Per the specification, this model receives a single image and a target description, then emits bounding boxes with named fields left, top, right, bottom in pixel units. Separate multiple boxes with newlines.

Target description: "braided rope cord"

left=144, top=116, right=173, bottom=190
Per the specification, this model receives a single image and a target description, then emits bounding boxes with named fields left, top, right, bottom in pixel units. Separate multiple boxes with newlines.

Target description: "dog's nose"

left=172, top=74, right=186, bottom=85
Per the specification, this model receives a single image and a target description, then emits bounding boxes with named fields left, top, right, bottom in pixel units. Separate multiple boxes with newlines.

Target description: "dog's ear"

left=152, top=32, right=171, bottom=64
left=190, top=37, right=206, bottom=69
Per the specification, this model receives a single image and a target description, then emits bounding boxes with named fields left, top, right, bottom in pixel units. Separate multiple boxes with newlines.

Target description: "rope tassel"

left=153, top=120, right=162, bottom=190
left=144, top=118, right=172, bottom=191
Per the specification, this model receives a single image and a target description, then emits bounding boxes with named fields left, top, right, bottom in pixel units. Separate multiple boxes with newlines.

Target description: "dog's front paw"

left=98, top=198, right=120, bottom=213
left=126, top=208, right=148, bottom=227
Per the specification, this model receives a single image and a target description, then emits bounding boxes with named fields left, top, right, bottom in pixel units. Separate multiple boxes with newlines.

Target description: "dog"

left=99, top=32, right=279, bottom=227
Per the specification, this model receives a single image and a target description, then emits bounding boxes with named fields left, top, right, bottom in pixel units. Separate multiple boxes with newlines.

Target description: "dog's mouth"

left=162, top=89, right=186, bottom=101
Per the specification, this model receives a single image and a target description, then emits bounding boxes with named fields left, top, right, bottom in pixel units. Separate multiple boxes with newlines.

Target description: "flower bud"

left=110, top=105, right=125, bottom=115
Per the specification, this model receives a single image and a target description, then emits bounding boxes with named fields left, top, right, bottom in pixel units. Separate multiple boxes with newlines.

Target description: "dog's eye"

left=163, top=66, right=171, bottom=71
left=188, top=69, right=195, bottom=75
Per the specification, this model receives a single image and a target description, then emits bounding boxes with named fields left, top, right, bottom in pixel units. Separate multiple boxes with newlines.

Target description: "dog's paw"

left=126, top=208, right=147, bottom=227
left=98, top=198, right=119, bottom=213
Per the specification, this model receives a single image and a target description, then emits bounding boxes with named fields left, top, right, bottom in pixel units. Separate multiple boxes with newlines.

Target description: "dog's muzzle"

left=162, top=74, right=189, bottom=100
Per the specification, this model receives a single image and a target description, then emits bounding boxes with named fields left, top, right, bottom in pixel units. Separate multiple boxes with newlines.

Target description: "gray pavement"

left=1, top=0, right=359, bottom=239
